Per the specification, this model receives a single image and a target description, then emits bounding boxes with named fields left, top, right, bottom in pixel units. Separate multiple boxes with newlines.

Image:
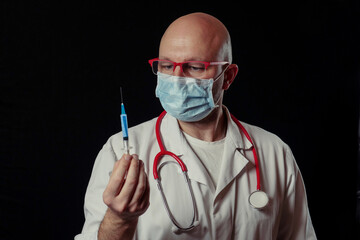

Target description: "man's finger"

left=104, top=154, right=132, bottom=199
left=128, top=160, right=147, bottom=207
left=116, top=155, right=140, bottom=204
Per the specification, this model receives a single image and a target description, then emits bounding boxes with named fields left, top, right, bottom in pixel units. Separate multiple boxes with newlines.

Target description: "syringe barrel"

left=121, top=113, right=129, bottom=139
left=123, top=139, right=129, bottom=154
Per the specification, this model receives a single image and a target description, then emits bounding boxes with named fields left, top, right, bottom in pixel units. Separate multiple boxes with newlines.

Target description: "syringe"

left=120, top=87, right=130, bottom=155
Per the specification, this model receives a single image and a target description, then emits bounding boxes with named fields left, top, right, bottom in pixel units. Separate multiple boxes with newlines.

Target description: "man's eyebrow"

left=158, top=56, right=209, bottom=62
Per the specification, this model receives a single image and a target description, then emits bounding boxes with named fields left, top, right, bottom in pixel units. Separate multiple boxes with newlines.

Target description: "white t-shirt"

left=182, top=131, right=225, bottom=189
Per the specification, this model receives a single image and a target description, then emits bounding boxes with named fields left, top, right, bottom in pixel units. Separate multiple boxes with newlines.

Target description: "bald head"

left=159, top=12, right=233, bottom=63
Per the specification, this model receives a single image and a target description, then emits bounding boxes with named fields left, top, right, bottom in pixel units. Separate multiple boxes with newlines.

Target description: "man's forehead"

left=159, top=35, right=224, bottom=62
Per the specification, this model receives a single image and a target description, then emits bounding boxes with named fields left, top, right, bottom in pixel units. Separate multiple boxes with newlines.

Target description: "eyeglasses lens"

left=152, top=60, right=207, bottom=78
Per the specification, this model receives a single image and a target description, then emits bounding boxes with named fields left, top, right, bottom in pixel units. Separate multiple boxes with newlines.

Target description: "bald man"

left=75, top=13, right=316, bottom=240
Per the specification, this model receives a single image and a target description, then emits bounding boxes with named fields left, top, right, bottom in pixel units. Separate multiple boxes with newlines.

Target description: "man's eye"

left=159, top=63, right=173, bottom=70
left=187, top=64, right=205, bottom=72
left=190, top=66, right=205, bottom=71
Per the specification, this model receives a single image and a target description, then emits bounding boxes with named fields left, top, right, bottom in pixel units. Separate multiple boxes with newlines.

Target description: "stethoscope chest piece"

left=248, top=190, right=269, bottom=209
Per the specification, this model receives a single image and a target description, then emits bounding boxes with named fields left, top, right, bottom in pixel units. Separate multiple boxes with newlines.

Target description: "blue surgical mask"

left=155, top=72, right=219, bottom=122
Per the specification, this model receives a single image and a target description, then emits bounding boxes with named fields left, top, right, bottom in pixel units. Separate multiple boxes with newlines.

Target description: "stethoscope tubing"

left=153, top=111, right=262, bottom=191
left=153, top=150, right=187, bottom=179
left=153, top=111, right=197, bottom=230
left=153, top=111, right=188, bottom=180
left=230, top=113, right=261, bottom=191
left=152, top=111, right=267, bottom=230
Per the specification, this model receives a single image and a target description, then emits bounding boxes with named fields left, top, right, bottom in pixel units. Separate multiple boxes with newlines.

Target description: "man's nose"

left=173, top=65, right=185, bottom=77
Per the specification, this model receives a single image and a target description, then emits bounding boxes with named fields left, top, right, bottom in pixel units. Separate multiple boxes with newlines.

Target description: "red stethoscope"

left=153, top=111, right=269, bottom=231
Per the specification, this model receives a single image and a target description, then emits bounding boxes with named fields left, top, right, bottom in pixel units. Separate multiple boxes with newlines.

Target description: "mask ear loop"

left=213, top=64, right=231, bottom=83
left=211, top=64, right=231, bottom=108
left=222, top=64, right=238, bottom=90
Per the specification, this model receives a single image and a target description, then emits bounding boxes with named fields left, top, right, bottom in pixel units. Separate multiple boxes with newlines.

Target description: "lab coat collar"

left=223, top=106, right=253, bottom=151
left=158, top=107, right=254, bottom=194
left=214, top=107, right=254, bottom=198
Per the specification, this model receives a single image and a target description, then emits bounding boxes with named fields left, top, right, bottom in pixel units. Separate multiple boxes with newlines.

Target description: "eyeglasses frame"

left=148, top=58, right=229, bottom=76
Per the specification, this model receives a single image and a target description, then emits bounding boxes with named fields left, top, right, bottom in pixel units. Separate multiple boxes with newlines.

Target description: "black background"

left=1, top=1, right=359, bottom=239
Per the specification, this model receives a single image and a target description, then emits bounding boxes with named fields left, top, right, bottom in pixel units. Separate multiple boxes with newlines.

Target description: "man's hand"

left=98, top=154, right=150, bottom=240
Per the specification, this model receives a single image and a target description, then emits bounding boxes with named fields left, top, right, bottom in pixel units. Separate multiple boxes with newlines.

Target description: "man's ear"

left=223, top=64, right=238, bottom=90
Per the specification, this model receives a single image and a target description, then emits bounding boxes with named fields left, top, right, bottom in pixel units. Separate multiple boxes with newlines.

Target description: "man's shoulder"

left=239, top=121, right=289, bottom=149
left=238, top=121, right=296, bottom=172
left=129, top=116, right=158, bottom=134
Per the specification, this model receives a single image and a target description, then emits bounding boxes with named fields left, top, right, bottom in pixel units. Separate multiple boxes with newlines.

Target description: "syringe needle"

left=120, top=87, right=124, bottom=103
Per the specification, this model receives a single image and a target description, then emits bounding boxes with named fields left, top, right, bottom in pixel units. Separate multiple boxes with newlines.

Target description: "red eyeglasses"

left=148, top=58, right=229, bottom=78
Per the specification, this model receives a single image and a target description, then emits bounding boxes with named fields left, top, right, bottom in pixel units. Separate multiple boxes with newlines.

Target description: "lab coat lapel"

left=160, top=114, right=214, bottom=190
left=214, top=109, right=254, bottom=199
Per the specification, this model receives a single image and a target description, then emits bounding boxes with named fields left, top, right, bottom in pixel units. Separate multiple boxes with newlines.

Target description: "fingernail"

left=125, top=154, right=132, bottom=161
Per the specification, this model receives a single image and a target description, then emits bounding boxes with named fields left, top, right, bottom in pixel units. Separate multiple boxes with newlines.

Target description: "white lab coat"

left=75, top=108, right=317, bottom=240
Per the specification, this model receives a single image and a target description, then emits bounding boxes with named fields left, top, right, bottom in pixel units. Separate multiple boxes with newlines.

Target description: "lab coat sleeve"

left=74, top=140, right=118, bottom=240
left=277, top=147, right=317, bottom=240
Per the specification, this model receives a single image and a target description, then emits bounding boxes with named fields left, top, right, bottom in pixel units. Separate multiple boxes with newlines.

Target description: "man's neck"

left=177, top=105, right=227, bottom=142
